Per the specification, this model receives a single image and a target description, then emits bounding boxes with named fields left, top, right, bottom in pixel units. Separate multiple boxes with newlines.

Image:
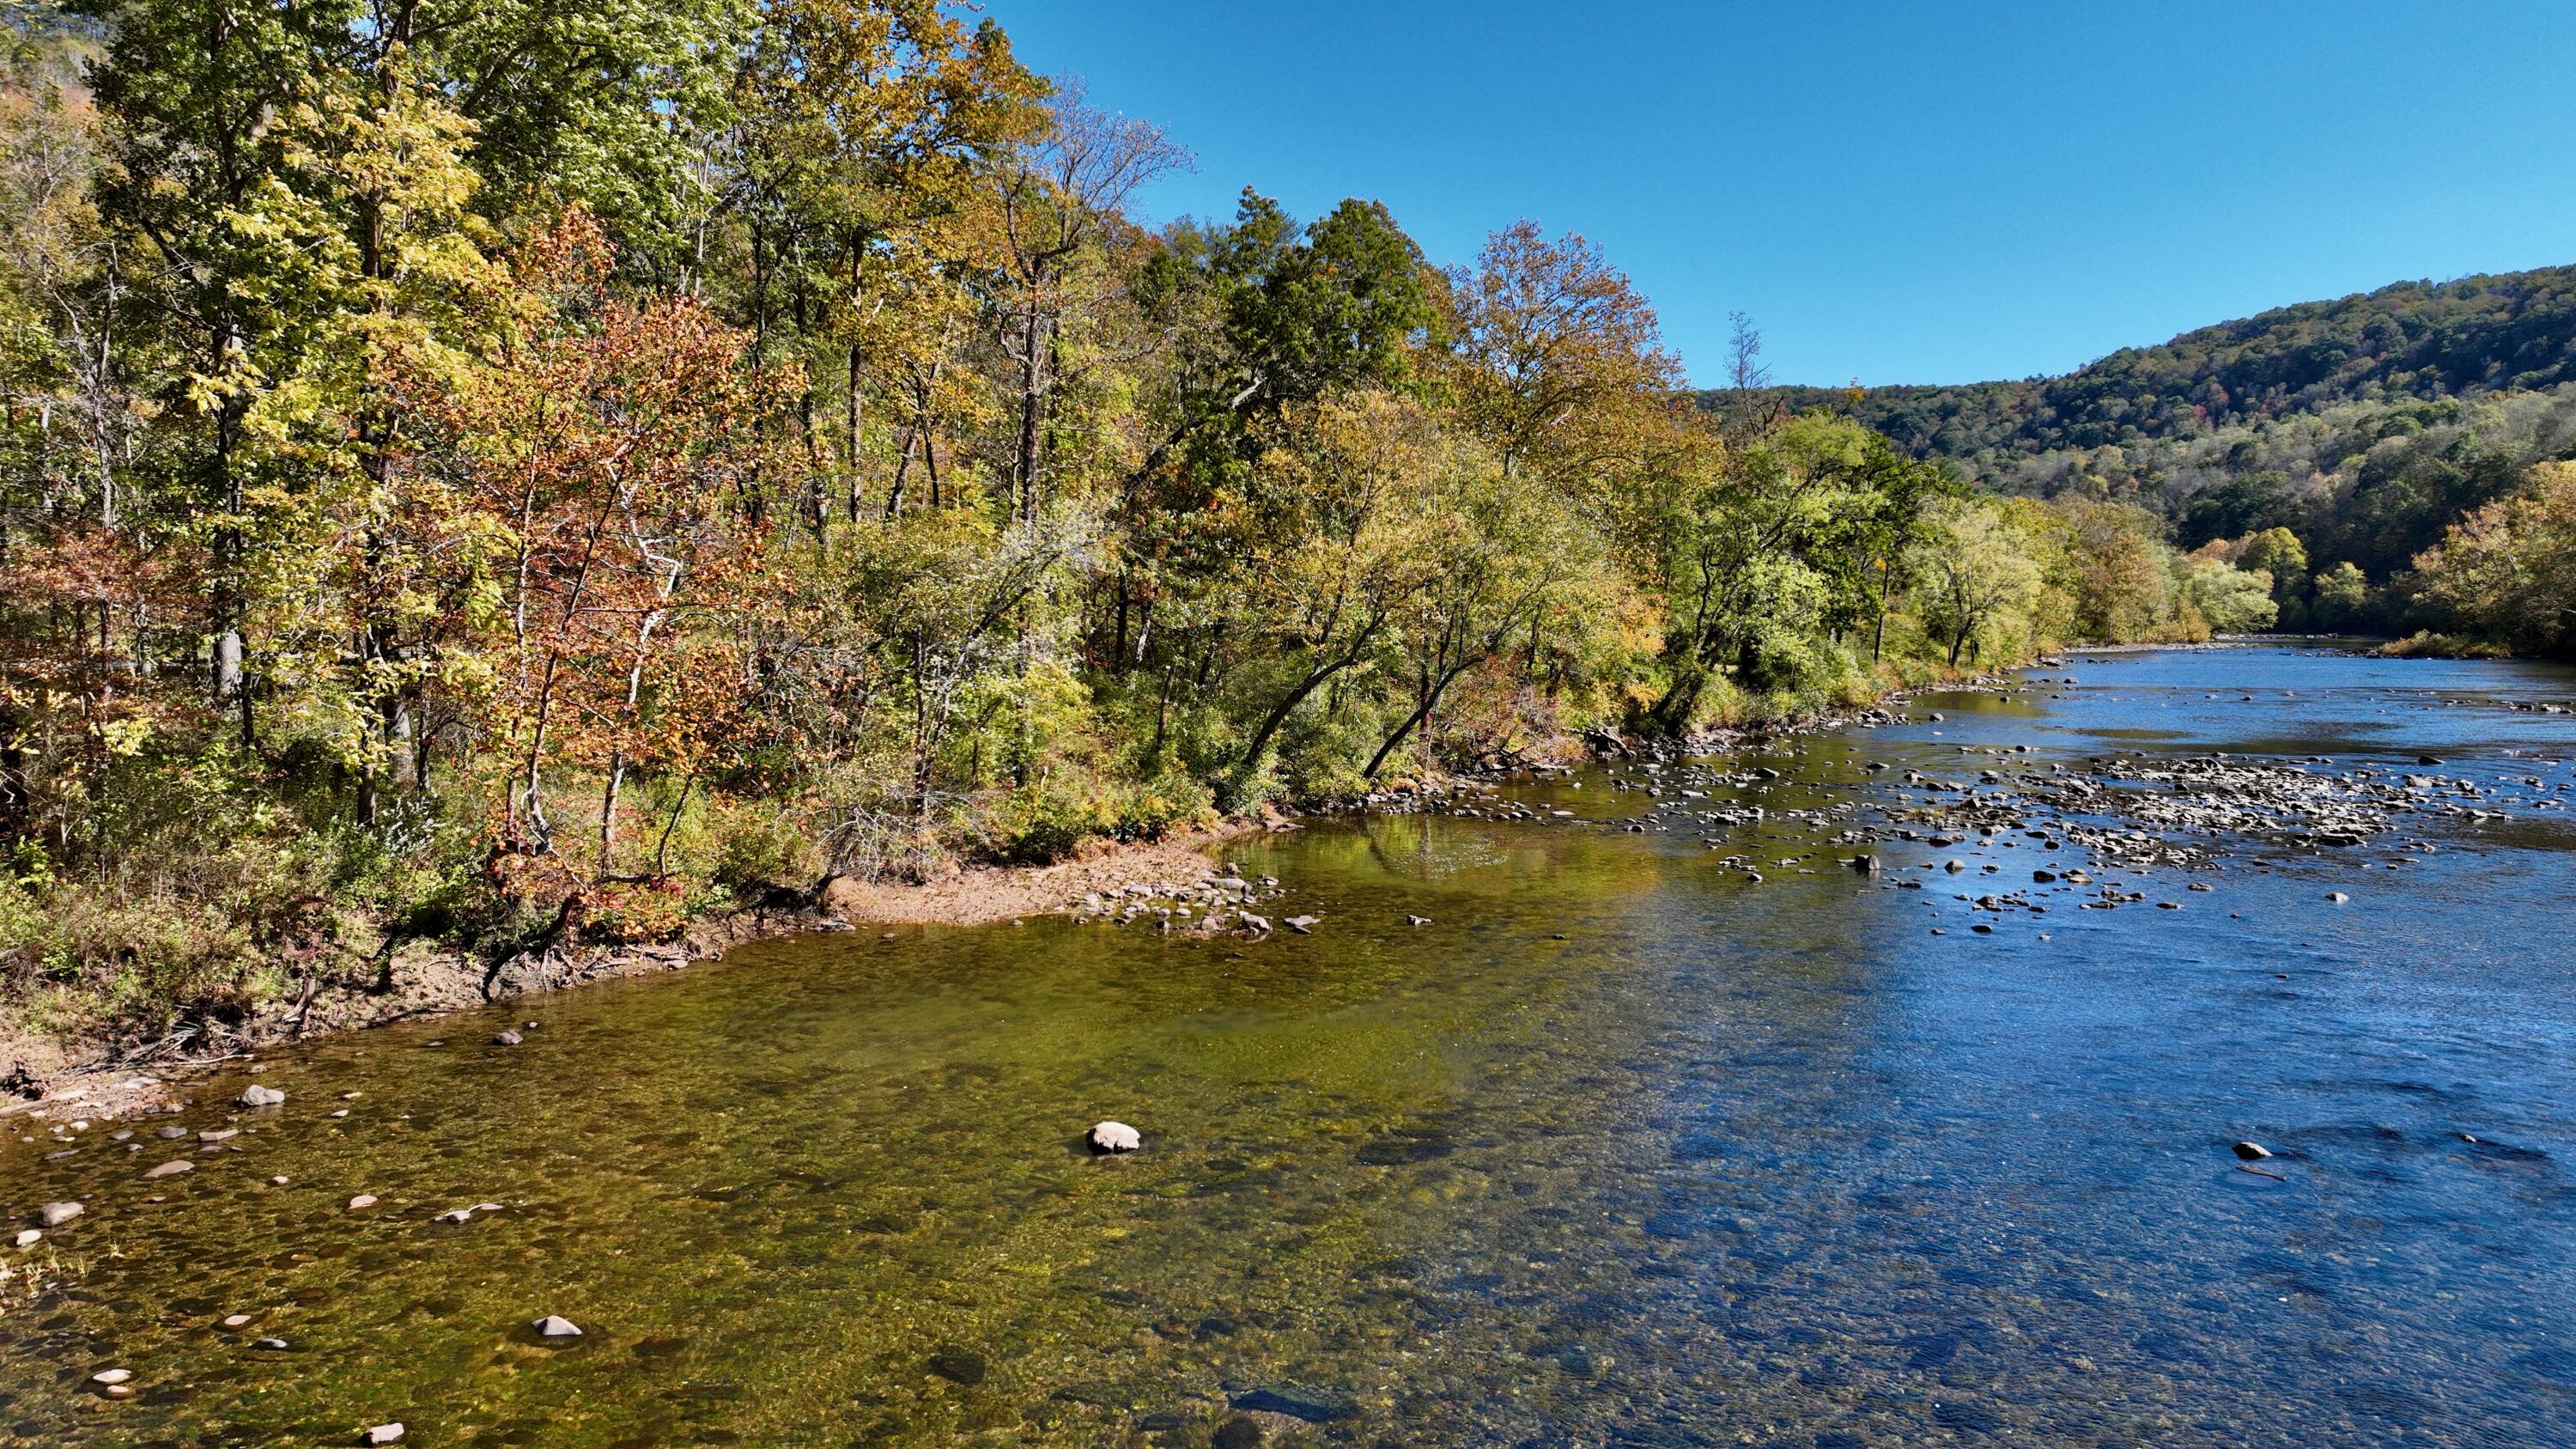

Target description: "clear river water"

left=6, top=647, right=2576, bottom=1447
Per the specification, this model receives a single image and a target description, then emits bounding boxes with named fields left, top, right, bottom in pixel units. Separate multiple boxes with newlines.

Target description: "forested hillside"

left=1771, top=267, right=2576, bottom=457
left=0, top=0, right=2364, bottom=1042
left=1715, top=267, right=2576, bottom=636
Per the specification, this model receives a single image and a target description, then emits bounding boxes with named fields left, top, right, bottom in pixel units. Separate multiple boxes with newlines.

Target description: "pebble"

left=1405, top=915, right=1431, bottom=927
left=270, top=1175, right=291, bottom=1185
left=492, top=1031, right=523, bottom=1046
left=238, top=1084, right=285, bottom=1108
left=222, top=1313, right=253, bottom=1328
left=1088, top=1120, right=1142, bottom=1154
left=13, top=1229, right=39, bottom=1248
left=347, top=1194, right=379, bottom=1211
left=91, top=1368, right=131, bottom=1385
left=532, top=1314, right=584, bottom=1338
left=39, top=1200, right=83, bottom=1227
left=102, top=1383, right=136, bottom=1400
left=1285, top=915, right=1319, bottom=934
left=143, top=1159, right=193, bottom=1178
left=2326, top=892, right=2349, bottom=904
left=252, top=1336, right=289, bottom=1351
left=362, top=1424, right=405, bottom=1446
left=155, top=1124, right=187, bottom=1140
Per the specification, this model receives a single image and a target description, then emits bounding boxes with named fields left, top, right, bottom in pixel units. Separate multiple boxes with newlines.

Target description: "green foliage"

left=0, top=0, right=2278, bottom=1042
left=1706, top=268, right=2576, bottom=639
left=2407, top=461, right=2576, bottom=654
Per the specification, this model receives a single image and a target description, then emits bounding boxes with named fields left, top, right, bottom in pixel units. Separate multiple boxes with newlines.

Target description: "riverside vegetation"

left=0, top=0, right=2530, bottom=1056
left=1746, top=265, right=2576, bottom=646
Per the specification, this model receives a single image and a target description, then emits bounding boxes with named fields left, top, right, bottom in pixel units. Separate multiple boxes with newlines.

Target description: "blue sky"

left=991, top=2, right=2576, bottom=388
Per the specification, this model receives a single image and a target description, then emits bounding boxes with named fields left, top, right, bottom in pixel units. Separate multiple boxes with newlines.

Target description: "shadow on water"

left=5, top=647, right=2576, bottom=1446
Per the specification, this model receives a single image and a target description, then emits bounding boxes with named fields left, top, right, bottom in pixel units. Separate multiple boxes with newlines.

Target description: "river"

left=7, top=647, right=2574, bottom=1447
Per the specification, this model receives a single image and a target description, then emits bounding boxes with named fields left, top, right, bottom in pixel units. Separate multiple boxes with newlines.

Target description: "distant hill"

left=1708, top=265, right=2576, bottom=584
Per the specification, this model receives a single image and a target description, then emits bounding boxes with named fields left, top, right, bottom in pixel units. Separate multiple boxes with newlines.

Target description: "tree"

left=984, top=78, right=1187, bottom=524
left=2180, top=556, right=2280, bottom=635
left=400, top=213, right=788, bottom=891
left=2308, top=560, right=2369, bottom=630
left=2234, top=525, right=2309, bottom=626
left=1443, top=220, right=1678, bottom=496
left=1907, top=498, right=2043, bottom=666
left=2408, top=461, right=2576, bottom=653
left=720, top=0, right=1041, bottom=527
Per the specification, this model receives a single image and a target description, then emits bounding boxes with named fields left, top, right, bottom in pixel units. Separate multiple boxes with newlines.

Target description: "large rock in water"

left=239, top=1084, right=285, bottom=1108
left=39, top=1201, right=82, bottom=1227
left=1087, top=1120, right=1141, bottom=1154
left=532, top=1314, right=584, bottom=1338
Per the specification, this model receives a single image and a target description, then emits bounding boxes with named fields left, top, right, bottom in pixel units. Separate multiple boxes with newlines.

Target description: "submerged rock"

left=1088, top=1120, right=1142, bottom=1154
left=492, top=1031, right=523, bottom=1047
left=143, top=1159, right=193, bottom=1178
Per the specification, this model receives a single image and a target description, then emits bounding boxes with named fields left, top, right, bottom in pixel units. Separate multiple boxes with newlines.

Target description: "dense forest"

left=1722, top=268, right=2576, bottom=636
left=0, top=0, right=2445, bottom=1041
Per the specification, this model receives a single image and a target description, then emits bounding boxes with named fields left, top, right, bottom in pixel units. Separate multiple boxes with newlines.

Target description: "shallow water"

left=8, top=647, right=2576, bottom=1447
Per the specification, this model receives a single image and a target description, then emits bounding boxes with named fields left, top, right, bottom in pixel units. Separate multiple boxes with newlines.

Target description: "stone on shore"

left=1087, top=1120, right=1142, bottom=1154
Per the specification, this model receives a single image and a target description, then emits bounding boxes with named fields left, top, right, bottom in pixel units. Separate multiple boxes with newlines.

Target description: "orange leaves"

left=387, top=211, right=801, bottom=878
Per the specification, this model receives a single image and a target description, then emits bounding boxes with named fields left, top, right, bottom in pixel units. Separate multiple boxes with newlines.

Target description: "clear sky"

left=988, top=1, right=2576, bottom=388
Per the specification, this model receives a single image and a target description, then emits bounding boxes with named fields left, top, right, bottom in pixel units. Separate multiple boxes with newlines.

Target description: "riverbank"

left=1, top=818, right=1281, bottom=1125
left=0, top=660, right=2056, bottom=1123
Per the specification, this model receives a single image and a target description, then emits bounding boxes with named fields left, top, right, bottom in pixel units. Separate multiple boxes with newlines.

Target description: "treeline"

left=1718, top=267, right=2576, bottom=642
left=1, top=0, right=2232, bottom=1037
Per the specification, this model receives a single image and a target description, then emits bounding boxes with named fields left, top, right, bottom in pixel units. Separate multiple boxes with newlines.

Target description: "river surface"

left=7, top=647, right=2576, bottom=1447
